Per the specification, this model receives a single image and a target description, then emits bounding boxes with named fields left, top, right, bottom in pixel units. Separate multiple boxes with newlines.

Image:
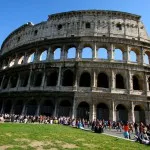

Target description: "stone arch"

left=14, top=100, right=24, bottom=115
left=62, top=69, right=74, bottom=86
left=82, top=47, right=92, bottom=58
left=116, top=104, right=128, bottom=122
left=27, top=52, right=35, bottom=63
left=67, top=47, right=76, bottom=59
left=144, top=51, right=150, bottom=64
left=116, top=74, right=125, bottom=89
left=97, top=72, right=109, bottom=88
left=25, top=100, right=37, bottom=115
left=97, top=103, right=109, bottom=120
left=9, top=59, right=15, bottom=67
left=79, top=72, right=91, bottom=87
left=40, top=50, right=47, bottom=61
left=33, top=72, right=43, bottom=87
left=97, top=48, right=108, bottom=59
left=58, top=100, right=72, bottom=117
left=54, top=47, right=61, bottom=60
left=77, top=101, right=90, bottom=120
left=130, top=48, right=139, bottom=62
left=133, top=75, right=142, bottom=90
left=134, top=105, right=145, bottom=123
left=10, top=74, right=19, bottom=88
left=4, top=100, right=12, bottom=114
left=18, top=56, right=24, bottom=65
left=114, top=48, right=123, bottom=61
left=46, top=71, right=58, bottom=86
left=40, top=100, right=54, bottom=116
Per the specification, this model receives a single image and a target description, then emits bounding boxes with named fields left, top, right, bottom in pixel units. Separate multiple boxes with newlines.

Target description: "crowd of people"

left=0, top=113, right=150, bottom=145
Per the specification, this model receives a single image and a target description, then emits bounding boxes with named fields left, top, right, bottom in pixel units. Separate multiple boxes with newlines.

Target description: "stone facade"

left=0, top=10, right=150, bottom=123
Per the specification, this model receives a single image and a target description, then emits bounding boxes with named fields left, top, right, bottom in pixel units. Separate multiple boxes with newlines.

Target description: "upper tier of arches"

left=1, top=43, right=150, bottom=70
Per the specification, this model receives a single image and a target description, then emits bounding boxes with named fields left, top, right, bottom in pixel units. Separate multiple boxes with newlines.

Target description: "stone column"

left=27, top=69, right=32, bottom=89
left=109, top=44, right=114, bottom=61
left=72, top=97, right=77, bottom=119
left=10, top=103, right=15, bottom=114
left=57, top=67, right=61, bottom=88
left=73, top=68, right=78, bottom=91
left=16, top=74, right=20, bottom=90
left=23, top=52, right=27, bottom=64
left=36, top=104, right=40, bottom=116
left=146, top=76, right=149, bottom=94
left=61, top=45, right=65, bottom=61
left=14, top=54, right=19, bottom=66
left=0, top=101, right=5, bottom=114
left=47, top=47, right=52, bottom=61
left=92, top=70, right=96, bottom=91
left=33, top=48, right=39, bottom=62
left=89, top=104, right=96, bottom=121
left=111, top=70, right=115, bottom=92
left=21, top=104, right=26, bottom=115
left=93, top=42, right=97, bottom=60
left=128, top=102, right=135, bottom=123
left=0, top=75, right=5, bottom=89
left=138, top=47, right=144, bottom=65
left=109, top=100, right=116, bottom=121
left=76, top=45, right=81, bottom=60
left=125, top=45, right=130, bottom=63
left=128, top=71, right=132, bottom=94
left=53, top=101, right=58, bottom=117
left=41, top=70, right=46, bottom=89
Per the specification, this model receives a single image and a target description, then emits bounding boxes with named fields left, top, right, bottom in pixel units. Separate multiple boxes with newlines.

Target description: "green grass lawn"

left=0, top=123, right=149, bottom=150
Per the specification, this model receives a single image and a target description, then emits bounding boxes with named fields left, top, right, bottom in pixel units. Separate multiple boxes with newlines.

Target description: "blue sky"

left=0, top=0, right=150, bottom=48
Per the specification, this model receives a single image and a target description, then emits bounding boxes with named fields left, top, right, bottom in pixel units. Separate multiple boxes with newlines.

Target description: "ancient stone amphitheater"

left=0, top=10, right=150, bottom=123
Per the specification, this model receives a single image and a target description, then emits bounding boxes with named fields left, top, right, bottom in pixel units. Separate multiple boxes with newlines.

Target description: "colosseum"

left=0, top=10, right=150, bottom=123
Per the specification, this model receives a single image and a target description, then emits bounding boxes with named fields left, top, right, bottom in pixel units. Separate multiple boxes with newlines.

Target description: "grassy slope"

left=0, top=123, right=149, bottom=150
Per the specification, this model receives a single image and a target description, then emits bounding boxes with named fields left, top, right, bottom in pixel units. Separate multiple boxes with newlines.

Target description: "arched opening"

left=133, top=75, right=141, bottom=90
left=134, top=105, right=145, bottom=123
left=54, top=48, right=61, bottom=60
left=77, top=102, right=90, bottom=120
left=62, top=70, right=74, bottom=86
left=116, top=104, right=128, bottom=122
left=46, top=71, right=58, bottom=86
left=27, top=53, right=35, bottom=63
left=116, top=74, right=125, bottom=89
left=79, top=72, right=91, bottom=87
left=58, top=100, right=71, bottom=117
left=97, top=73, right=109, bottom=88
left=4, top=101, right=12, bottom=114
left=20, top=73, right=29, bottom=87
left=18, top=56, right=24, bottom=65
left=2, top=76, right=9, bottom=89
left=82, top=47, right=92, bottom=58
left=34, top=73, right=43, bottom=87
left=97, top=48, right=108, bottom=59
left=40, top=50, right=47, bottom=61
left=25, top=100, right=37, bottom=115
left=67, top=47, right=76, bottom=59
left=130, top=51, right=137, bottom=62
left=114, top=49, right=123, bottom=61
left=14, top=100, right=24, bottom=115
left=10, top=74, right=18, bottom=88
left=97, top=103, right=109, bottom=120
left=9, top=59, right=15, bottom=67
left=40, top=100, right=54, bottom=116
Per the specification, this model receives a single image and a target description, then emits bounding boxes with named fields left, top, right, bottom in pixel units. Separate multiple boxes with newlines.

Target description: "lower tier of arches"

left=0, top=92, right=150, bottom=124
